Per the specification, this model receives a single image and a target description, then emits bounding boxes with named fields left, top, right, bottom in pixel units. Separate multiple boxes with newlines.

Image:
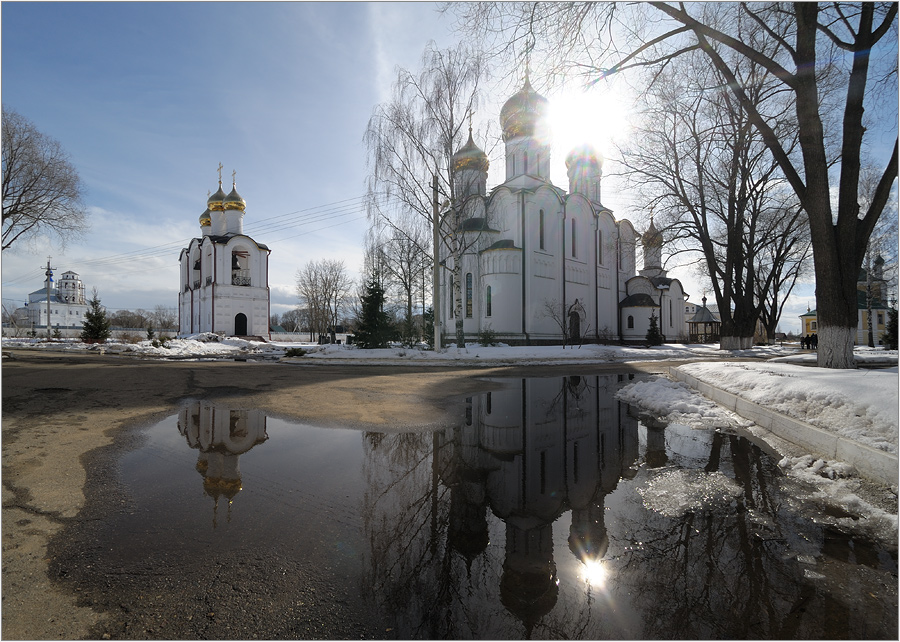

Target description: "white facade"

left=13, top=270, right=89, bottom=332
left=178, top=176, right=271, bottom=338
left=439, top=80, right=686, bottom=345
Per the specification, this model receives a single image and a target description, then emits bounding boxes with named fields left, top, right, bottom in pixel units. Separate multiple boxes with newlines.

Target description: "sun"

left=547, top=84, right=633, bottom=163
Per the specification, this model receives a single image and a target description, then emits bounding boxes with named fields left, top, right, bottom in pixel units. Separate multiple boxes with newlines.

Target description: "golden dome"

left=452, top=128, right=490, bottom=173
left=643, top=218, right=663, bottom=248
left=565, top=144, right=602, bottom=171
left=208, top=182, right=227, bottom=212
left=199, top=208, right=211, bottom=227
left=500, top=75, right=549, bottom=142
left=223, top=183, right=246, bottom=211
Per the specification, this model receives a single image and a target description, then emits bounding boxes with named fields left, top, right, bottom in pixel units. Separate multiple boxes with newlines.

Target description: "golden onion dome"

left=223, top=183, right=246, bottom=212
left=500, top=75, right=549, bottom=142
left=643, top=217, right=663, bottom=248
left=452, top=128, right=490, bottom=173
left=565, top=144, right=603, bottom=171
left=208, top=182, right=227, bottom=212
left=199, top=208, right=211, bottom=227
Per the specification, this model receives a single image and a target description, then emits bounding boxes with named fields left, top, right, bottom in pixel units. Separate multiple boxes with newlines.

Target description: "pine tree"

left=883, top=308, right=898, bottom=350
left=646, top=311, right=663, bottom=346
left=354, top=272, right=393, bottom=349
left=81, top=289, right=111, bottom=344
left=423, top=306, right=435, bottom=349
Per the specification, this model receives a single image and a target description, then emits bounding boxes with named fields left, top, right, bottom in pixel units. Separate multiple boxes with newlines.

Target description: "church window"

left=598, top=230, right=603, bottom=265
left=627, top=315, right=634, bottom=329
left=449, top=276, right=454, bottom=318
left=669, top=300, right=673, bottom=327
left=524, top=151, right=528, bottom=174
left=465, top=273, right=473, bottom=317
left=571, top=219, right=577, bottom=257
left=486, top=286, right=492, bottom=317
left=539, top=210, right=545, bottom=250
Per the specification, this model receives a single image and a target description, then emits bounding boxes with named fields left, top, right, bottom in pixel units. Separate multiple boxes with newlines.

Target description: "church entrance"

left=234, top=313, right=248, bottom=336
left=568, top=310, right=580, bottom=341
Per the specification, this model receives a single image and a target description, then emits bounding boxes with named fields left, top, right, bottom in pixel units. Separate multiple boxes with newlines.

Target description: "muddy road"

left=2, top=349, right=665, bottom=639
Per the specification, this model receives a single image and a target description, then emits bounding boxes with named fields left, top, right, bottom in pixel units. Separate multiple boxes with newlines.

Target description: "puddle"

left=56, top=375, right=897, bottom=639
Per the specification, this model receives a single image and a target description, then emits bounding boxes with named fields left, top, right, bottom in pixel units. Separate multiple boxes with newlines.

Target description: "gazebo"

left=688, top=297, right=721, bottom=343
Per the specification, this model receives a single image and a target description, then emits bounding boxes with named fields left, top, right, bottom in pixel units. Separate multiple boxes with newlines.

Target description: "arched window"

left=627, top=315, right=634, bottom=329
left=465, top=273, right=473, bottom=318
left=571, top=219, right=577, bottom=257
left=597, top=230, right=603, bottom=265
left=539, top=210, right=545, bottom=250
left=524, top=150, right=529, bottom=174
left=669, top=300, right=673, bottom=327
left=486, top=285, right=492, bottom=317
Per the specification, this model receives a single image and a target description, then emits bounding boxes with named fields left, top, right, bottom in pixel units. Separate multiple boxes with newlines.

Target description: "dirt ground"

left=2, top=349, right=667, bottom=639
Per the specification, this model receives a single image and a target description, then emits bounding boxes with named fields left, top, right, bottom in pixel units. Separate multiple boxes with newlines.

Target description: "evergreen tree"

left=883, top=308, right=898, bottom=350
left=354, top=272, right=393, bottom=349
left=81, top=289, right=111, bottom=343
left=646, top=311, right=663, bottom=346
left=423, top=306, right=435, bottom=349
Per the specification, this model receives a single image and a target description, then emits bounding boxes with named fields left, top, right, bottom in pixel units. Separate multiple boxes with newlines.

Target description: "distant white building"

left=12, top=270, right=89, bottom=333
left=178, top=172, right=271, bottom=338
left=438, top=78, right=686, bottom=345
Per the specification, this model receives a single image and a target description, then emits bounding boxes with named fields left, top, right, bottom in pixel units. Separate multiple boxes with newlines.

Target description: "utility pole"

left=432, top=174, right=442, bottom=350
left=44, top=257, right=54, bottom=340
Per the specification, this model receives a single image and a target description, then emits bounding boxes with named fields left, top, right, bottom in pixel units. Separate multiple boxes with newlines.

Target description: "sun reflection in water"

left=581, top=559, right=608, bottom=588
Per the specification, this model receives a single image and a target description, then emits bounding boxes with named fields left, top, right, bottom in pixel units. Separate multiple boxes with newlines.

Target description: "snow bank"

left=678, top=362, right=899, bottom=455
left=615, top=377, right=747, bottom=430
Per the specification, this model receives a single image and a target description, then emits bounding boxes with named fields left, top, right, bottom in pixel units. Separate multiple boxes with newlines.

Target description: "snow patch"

left=638, top=469, right=744, bottom=518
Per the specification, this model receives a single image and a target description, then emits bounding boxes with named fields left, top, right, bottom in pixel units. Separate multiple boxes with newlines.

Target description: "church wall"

left=480, top=250, right=521, bottom=335
left=621, top=306, right=657, bottom=342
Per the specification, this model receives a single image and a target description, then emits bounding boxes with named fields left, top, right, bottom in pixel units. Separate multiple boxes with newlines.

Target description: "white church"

left=12, top=269, right=89, bottom=335
left=178, top=169, right=271, bottom=338
left=439, top=77, right=686, bottom=345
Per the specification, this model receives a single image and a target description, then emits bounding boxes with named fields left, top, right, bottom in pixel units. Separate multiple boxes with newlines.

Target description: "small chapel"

left=178, top=168, right=271, bottom=338
left=439, top=77, right=686, bottom=345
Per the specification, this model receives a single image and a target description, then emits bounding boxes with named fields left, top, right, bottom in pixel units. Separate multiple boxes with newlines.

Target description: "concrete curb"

left=668, top=366, right=899, bottom=486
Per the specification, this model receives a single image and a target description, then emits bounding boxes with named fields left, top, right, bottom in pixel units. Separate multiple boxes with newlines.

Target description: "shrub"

left=477, top=326, right=499, bottom=347
left=284, top=347, right=306, bottom=358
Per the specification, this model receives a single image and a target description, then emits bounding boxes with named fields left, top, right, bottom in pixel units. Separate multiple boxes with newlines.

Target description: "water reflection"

left=76, top=379, right=895, bottom=639
left=360, top=375, right=897, bottom=639
left=177, top=401, right=268, bottom=525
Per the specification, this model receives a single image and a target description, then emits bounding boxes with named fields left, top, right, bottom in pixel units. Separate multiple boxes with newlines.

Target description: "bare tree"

left=859, top=164, right=899, bottom=346
left=296, top=259, right=353, bottom=342
left=280, top=308, right=304, bottom=333
left=2, top=107, right=88, bottom=251
left=364, top=41, right=495, bottom=348
left=150, top=305, right=178, bottom=331
left=452, top=2, right=899, bottom=367
left=620, top=43, right=809, bottom=349
left=367, top=211, right=430, bottom=345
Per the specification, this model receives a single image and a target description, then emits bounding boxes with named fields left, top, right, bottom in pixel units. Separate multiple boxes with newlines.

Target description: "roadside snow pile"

left=616, top=376, right=747, bottom=430
left=677, top=362, right=899, bottom=455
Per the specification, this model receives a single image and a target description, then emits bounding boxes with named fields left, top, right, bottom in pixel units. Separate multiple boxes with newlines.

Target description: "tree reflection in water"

left=360, top=375, right=897, bottom=639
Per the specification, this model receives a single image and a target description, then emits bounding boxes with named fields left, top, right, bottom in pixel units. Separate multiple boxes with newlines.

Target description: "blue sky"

left=2, top=2, right=464, bottom=319
left=4, top=2, right=890, bottom=335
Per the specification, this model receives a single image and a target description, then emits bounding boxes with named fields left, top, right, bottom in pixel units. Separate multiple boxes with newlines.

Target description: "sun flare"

left=581, top=559, right=609, bottom=588
left=547, top=85, right=633, bottom=161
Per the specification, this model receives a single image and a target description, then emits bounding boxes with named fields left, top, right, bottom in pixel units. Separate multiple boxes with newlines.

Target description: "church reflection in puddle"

left=176, top=402, right=268, bottom=526
left=361, top=374, right=646, bottom=638
left=93, top=376, right=895, bottom=639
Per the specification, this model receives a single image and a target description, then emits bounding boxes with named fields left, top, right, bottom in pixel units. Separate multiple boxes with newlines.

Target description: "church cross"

left=217, top=162, right=223, bottom=183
